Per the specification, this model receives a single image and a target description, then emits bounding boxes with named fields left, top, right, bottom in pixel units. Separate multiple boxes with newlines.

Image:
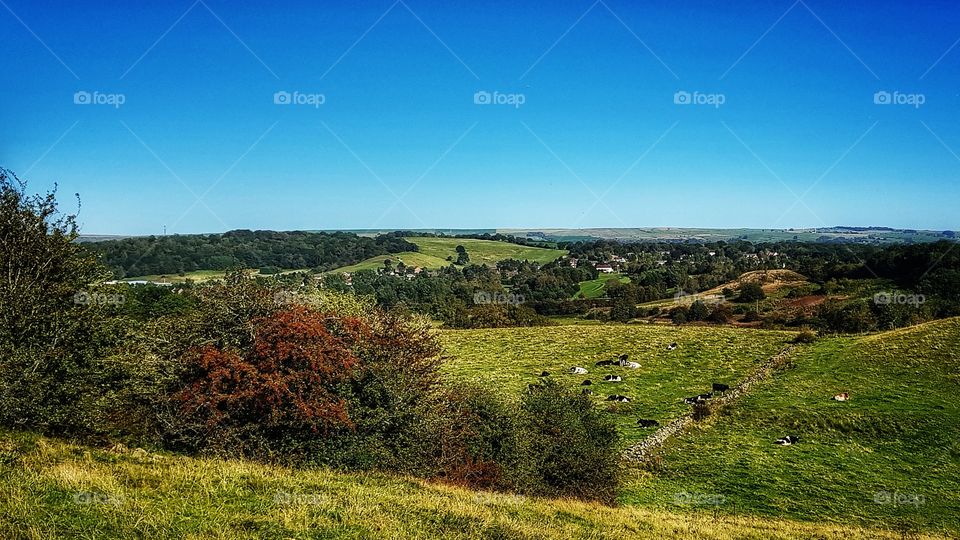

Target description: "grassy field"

left=328, top=252, right=452, bottom=273
left=408, top=237, right=566, bottom=267
left=0, top=430, right=947, bottom=540
left=622, top=318, right=960, bottom=535
left=575, top=273, right=630, bottom=299
left=438, top=324, right=796, bottom=447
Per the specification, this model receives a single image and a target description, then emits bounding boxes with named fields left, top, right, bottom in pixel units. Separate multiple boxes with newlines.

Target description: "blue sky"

left=2, top=0, right=959, bottom=234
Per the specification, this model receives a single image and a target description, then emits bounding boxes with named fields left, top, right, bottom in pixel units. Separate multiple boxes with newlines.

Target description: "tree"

left=455, top=245, right=470, bottom=265
left=0, top=169, right=112, bottom=432
left=737, top=282, right=766, bottom=303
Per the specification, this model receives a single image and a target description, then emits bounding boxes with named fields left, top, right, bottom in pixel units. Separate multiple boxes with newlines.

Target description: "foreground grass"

left=438, top=324, right=795, bottom=446
left=624, top=318, right=960, bottom=535
left=0, top=431, right=945, bottom=540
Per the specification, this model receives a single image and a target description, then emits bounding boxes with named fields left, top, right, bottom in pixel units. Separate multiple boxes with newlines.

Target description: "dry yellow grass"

left=0, top=431, right=947, bottom=539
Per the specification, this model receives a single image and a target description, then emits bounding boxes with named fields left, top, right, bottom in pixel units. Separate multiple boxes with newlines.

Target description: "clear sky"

left=3, top=0, right=959, bottom=234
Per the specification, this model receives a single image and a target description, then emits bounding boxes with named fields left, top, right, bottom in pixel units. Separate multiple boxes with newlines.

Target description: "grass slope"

left=408, top=237, right=566, bottom=267
left=575, top=273, right=630, bottom=299
left=0, top=431, right=945, bottom=539
left=623, top=318, right=960, bottom=535
left=438, top=325, right=795, bottom=447
left=329, top=252, right=452, bottom=274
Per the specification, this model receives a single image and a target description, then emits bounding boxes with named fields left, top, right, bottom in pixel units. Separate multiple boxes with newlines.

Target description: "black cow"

left=595, top=359, right=614, bottom=367
left=712, top=383, right=730, bottom=393
left=539, top=371, right=550, bottom=377
left=637, top=419, right=659, bottom=428
left=581, top=388, right=593, bottom=395
left=581, top=379, right=592, bottom=386
left=606, top=395, right=631, bottom=402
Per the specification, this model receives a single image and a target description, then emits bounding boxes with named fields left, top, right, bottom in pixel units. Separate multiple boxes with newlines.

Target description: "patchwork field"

left=623, top=318, right=960, bottom=535
left=438, top=325, right=796, bottom=447
left=0, top=431, right=947, bottom=540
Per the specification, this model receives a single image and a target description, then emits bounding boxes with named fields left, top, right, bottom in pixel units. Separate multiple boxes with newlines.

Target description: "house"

left=568, top=257, right=579, bottom=268
left=596, top=264, right=615, bottom=273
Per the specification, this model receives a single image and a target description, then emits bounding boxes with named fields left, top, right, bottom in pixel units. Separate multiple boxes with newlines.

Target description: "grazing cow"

left=774, top=435, right=799, bottom=446
left=603, top=375, right=623, bottom=382
left=667, top=342, right=678, bottom=351
left=606, top=395, right=631, bottom=402
left=595, top=359, right=614, bottom=367
left=581, top=388, right=593, bottom=395
left=683, top=393, right=712, bottom=405
left=620, top=360, right=641, bottom=369
left=569, top=366, right=588, bottom=375
left=539, top=371, right=550, bottom=377
left=581, top=379, right=592, bottom=386
left=832, top=392, right=850, bottom=402
left=637, top=419, right=659, bottom=428
left=618, top=354, right=629, bottom=362
left=712, top=383, right=730, bottom=393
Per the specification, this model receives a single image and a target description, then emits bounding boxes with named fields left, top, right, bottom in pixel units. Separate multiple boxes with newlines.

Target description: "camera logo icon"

left=673, top=91, right=691, bottom=105
left=473, top=91, right=492, bottom=105
left=873, top=91, right=891, bottom=105
left=73, top=91, right=92, bottom=105
left=273, top=91, right=292, bottom=105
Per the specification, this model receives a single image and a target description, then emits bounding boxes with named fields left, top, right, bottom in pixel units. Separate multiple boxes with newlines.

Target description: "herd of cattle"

left=529, top=342, right=851, bottom=447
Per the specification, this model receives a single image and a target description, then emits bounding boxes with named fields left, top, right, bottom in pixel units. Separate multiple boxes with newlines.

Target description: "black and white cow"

left=636, top=419, right=659, bottom=428
left=606, top=395, right=631, bottom=402
left=774, top=435, right=799, bottom=446
left=603, top=375, right=623, bottom=382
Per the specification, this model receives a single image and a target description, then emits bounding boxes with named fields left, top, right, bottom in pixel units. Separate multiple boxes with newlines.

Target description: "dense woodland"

left=86, top=230, right=418, bottom=277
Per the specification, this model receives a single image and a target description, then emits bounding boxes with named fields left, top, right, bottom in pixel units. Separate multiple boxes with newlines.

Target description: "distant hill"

left=499, top=227, right=957, bottom=244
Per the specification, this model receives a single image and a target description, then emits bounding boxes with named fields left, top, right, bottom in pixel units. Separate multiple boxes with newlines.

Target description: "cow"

left=712, top=383, right=730, bottom=393
left=603, top=375, right=623, bottom=382
left=569, top=366, right=588, bottom=375
left=618, top=354, right=630, bottom=362
left=637, top=419, right=659, bottom=428
left=539, top=371, right=550, bottom=377
left=606, top=395, right=631, bottom=402
left=683, top=393, right=712, bottom=405
left=831, top=392, right=850, bottom=402
left=774, top=435, right=799, bottom=446
left=581, top=379, right=592, bottom=386
left=595, top=359, right=614, bottom=367
left=667, top=342, right=678, bottom=351
left=581, top=388, right=593, bottom=395
left=620, top=360, right=641, bottom=369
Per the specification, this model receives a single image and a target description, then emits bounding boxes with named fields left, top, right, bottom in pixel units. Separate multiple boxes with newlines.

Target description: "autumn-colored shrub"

left=171, top=307, right=364, bottom=458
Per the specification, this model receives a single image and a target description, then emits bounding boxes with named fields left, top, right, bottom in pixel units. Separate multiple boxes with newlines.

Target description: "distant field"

left=329, top=252, right=452, bottom=273
left=1, top=430, right=944, bottom=539
left=330, top=237, right=567, bottom=273
left=409, top=237, right=566, bottom=267
left=575, top=273, right=630, bottom=299
left=501, top=227, right=955, bottom=244
left=122, top=268, right=302, bottom=283
left=623, top=318, right=960, bottom=534
left=438, top=324, right=795, bottom=447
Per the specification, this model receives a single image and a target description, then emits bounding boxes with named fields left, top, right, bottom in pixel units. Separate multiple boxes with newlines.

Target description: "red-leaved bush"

left=174, top=307, right=367, bottom=454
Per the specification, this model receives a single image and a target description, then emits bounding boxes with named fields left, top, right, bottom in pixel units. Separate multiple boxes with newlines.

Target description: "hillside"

left=331, top=237, right=567, bottom=272
left=624, top=317, right=960, bottom=534
left=0, top=430, right=946, bottom=539
left=438, top=325, right=796, bottom=447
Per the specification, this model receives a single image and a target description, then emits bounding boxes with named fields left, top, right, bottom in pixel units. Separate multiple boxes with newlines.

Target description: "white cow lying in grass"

left=569, top=366, right=588, bottom=375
